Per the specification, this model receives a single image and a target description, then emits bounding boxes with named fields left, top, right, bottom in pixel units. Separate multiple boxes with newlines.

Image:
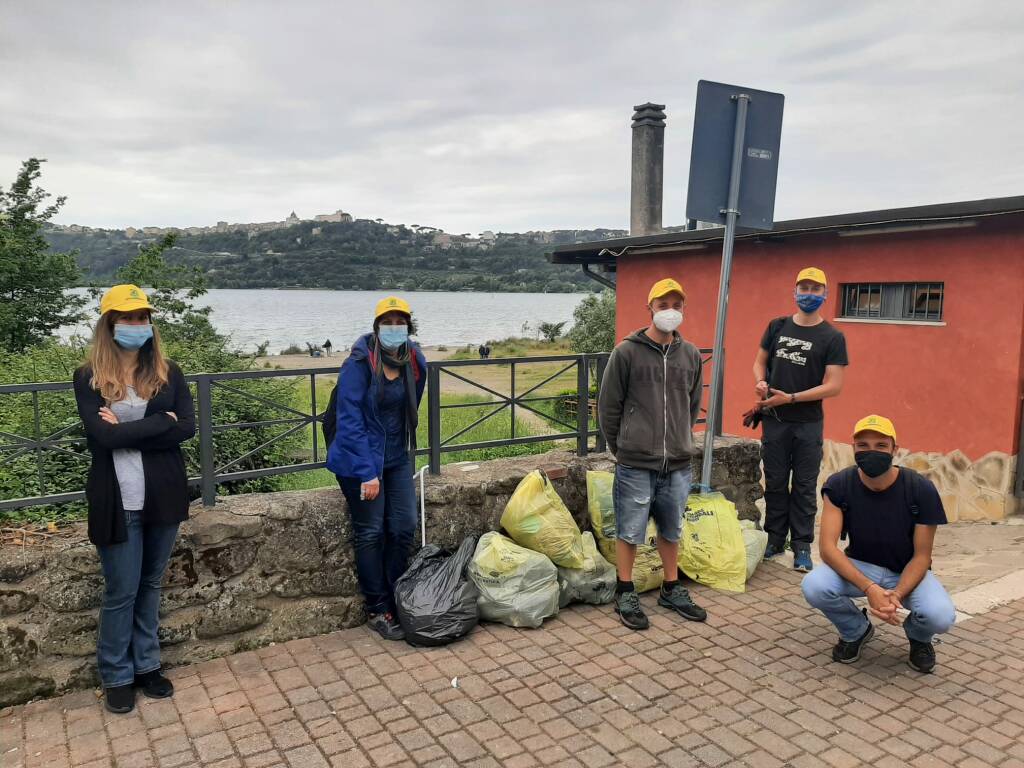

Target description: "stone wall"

left=0, top=439, right=762, bottom=707
left=820, top=440, right=1021, bottom=521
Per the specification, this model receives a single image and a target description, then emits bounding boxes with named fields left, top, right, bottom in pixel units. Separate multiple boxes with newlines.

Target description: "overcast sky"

left=2, top=1, right=1022, bottom=234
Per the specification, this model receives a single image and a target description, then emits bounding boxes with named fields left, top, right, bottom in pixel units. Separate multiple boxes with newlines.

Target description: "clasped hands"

left=866, top=584, right=906, bottom=626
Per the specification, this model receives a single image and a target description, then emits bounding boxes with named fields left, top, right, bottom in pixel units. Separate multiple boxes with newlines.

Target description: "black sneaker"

left=135, top=669, right=174, bottom=699
left=831, top=609, right=874, bottom=664
left=908, top=639, right=936, bottom=673
left=104, top=684, right=136, bottom=714
left=367, top=612, right=405, bottom=641
left=614, top=590, right=649, bottom=630
left=658, top=583, right=708, bottom=622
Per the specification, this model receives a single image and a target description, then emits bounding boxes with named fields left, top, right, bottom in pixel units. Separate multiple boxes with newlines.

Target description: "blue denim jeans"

left=336, top=456, right=418, bottom=615
left=802, top=558, right=956, bottom=643
left=613, top=464, right=692, bottom=544
left=95, top=510, right=179, bottom=687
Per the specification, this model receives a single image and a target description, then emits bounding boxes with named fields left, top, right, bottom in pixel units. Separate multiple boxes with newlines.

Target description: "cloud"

left=1, top=1, right=1022, bottom=233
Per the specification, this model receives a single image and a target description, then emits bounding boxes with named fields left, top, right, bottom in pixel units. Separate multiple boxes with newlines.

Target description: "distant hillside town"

left=45, top=210, right=628, bottom=293
left=49, top=209, right=626, bottom=252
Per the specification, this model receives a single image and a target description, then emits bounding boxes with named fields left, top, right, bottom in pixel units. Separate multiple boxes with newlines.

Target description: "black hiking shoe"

left=614, top=590, right=649, bottom=630
left=832, top=609, right=874, bottom=664
left=908, top=639, right=936, bottom=673
left=135, top=669, right=174, bottom=699
left=658, top=583, right=708, bottom=622
left=104, top=684, right=136, bottom=714
left=367, top=612, right=405, bottom=641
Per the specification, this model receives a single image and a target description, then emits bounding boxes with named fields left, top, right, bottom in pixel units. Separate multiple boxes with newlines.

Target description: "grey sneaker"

left=367, top=612, right=405, bottom=641
left=658, top=583, right=708, bottom=622
left=614, top=590, right=649, bottom=630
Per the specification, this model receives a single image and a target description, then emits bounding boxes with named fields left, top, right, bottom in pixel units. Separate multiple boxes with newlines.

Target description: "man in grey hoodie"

left=598, top=278, right=708, bottom=630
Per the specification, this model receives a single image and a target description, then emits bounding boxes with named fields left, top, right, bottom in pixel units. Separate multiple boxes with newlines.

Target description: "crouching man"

left=801, top=415, right=956, bottom=673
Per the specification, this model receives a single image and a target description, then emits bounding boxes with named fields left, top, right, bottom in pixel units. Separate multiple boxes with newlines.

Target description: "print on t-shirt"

left=775, top=335, right=813, bottom=366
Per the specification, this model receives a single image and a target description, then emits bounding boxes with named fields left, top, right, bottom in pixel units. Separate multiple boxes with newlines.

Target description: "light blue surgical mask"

left=378, top=324, right=408, bottom=349
left=113, top=323, right=154, bottom=349
left=794, top=290, right=826, bottom=313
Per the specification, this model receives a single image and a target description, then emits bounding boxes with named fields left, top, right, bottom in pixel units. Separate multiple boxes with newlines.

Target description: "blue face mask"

left=113, top=323, right=154, bottom=349
left=795, top=290, right=826, bottom=313
left=378, top=324, right=408, bottom=349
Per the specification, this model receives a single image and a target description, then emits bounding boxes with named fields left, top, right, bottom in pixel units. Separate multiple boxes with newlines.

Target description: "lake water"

left=65, top=289, right=590, bottom=353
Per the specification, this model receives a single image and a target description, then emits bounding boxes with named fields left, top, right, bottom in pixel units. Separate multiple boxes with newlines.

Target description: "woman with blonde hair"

left=72, top=284, right=194, bottom=714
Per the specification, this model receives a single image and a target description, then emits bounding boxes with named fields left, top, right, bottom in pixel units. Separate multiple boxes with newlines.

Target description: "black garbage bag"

left=394, top=535, right=480, bottom=647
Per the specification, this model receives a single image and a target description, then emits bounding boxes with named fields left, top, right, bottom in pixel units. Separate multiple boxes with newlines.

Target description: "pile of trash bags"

left=588, top=470, right=768, bottom=594
left=393, top=466, right=770, bottom=644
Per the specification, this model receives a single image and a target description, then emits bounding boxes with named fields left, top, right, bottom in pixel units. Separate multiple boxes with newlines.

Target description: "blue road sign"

left=685, top=80, right=785, bottom=231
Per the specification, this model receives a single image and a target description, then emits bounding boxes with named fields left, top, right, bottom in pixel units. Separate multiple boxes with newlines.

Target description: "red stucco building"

left=551, top=196, right=1024, bottom=518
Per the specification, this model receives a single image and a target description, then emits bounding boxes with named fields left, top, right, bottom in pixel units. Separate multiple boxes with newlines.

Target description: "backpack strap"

left=900, top=466, right=922, bottom=520
left=764, top=316, right=789, bottom=384
left=838, top=466, right=856, bottom=541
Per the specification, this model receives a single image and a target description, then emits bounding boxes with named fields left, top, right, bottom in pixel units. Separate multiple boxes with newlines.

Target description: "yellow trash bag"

left=596, top=526, right=664, bottom=593
left=468, top=532, right=560, bottom=628
left=500, top=470, right=585, bottom=569
left=587, top=471, right=664, bottom=593
left=586, top=470, right=616, bottom=539
left=677, top=492, right=747, bottom=593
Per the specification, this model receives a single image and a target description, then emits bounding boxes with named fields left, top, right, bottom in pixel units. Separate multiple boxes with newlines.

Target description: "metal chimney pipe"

left=630, top=102, right=666, bottom=236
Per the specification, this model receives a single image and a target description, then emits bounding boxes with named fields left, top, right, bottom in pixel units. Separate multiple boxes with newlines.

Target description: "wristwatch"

left=789, top=393, right=797, bottom=404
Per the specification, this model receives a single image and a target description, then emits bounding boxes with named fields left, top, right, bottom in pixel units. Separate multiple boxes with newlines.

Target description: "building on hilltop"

left=314, top=210, right=353, bottom=223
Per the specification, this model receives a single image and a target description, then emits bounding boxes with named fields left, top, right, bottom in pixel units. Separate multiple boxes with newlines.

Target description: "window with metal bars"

left=840, top=282, right=944, bottom=322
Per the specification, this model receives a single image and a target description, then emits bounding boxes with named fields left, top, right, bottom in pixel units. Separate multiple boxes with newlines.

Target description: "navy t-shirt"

left=380, top=374, right=408, bottom=468
left=822, top=467, right=947, bottom=573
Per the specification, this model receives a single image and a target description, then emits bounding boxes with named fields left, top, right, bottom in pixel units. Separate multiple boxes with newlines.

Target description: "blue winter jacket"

left=326, top=333, right=427, bottom=482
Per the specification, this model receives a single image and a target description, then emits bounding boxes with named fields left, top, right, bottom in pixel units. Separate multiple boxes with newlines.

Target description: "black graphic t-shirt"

left=760, top=317, right=848, bottom=423
left=822, top=468, right=947, bottom=573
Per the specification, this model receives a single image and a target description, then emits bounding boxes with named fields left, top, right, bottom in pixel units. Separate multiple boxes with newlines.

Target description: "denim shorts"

left=613, top=463, right=692, bottom=545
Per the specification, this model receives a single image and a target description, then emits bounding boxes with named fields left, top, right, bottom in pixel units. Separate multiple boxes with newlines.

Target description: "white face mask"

left=652, top=308, right=683, bottom=333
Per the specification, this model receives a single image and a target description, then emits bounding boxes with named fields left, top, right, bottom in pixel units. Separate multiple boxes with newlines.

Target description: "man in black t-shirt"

left=752, top=267, right=848, bottom=572
left=802, top=415, right=955, bottom=673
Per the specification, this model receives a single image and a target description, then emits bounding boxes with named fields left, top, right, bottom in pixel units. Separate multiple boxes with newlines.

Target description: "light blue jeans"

left=613, top=464, right=692, bottom=544
left=801, top=558, right=956, bottom=643
left=95, top=510, right=179, bottom=687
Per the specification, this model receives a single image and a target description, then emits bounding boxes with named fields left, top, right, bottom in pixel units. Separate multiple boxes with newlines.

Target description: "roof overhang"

left=547, top=195, right=1024, bottom=266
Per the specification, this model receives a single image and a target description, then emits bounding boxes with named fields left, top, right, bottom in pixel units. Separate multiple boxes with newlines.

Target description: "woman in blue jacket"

left=327, top=296, right=426, bottom=640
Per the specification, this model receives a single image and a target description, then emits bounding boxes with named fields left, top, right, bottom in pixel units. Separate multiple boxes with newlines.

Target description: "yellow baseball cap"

left=647, top=277, right=686, bottom=304
left=853, top=414, right=897, bottom=441
left=374, top=295, right=411, bottom=320
left=796, top=267, right=827, bottom=286
left=100, top=284, right=153, bottom=316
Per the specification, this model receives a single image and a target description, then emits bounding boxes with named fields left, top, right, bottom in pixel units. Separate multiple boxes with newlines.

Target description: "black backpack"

left=321, top=384, right=340, bottom=447
left=835, top=465, right=924, bottom=541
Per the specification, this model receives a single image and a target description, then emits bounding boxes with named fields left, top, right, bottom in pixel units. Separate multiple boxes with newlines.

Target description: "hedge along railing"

left=0, top=350, right=716, bottom=512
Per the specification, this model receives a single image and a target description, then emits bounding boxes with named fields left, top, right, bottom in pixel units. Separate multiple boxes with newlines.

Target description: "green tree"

left=0, top=158, right=85, bottom=351
left=568, top=290, right=616, bottom=353
left=538, top=321, right=567, bottom=343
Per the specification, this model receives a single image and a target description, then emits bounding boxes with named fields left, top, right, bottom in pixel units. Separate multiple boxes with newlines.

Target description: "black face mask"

left=855, top=450, right=894, bottom=478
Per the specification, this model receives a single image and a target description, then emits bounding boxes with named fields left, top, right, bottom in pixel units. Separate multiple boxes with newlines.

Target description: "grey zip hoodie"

left=597, top=329, right=704, bottom=471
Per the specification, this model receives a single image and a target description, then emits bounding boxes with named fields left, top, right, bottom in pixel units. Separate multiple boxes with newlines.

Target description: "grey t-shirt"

left=110, top=386, right=148, bottom=511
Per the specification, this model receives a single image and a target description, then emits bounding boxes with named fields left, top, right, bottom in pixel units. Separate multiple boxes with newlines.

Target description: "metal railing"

left=1, top=350, right=716, bottom=511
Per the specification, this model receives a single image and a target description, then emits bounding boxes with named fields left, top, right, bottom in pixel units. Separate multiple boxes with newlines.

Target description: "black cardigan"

left=73, top=361, right=196, bottom=546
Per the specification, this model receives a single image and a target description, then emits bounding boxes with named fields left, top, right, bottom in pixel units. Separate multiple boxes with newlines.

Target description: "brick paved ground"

left=4, top=565, right=1023, bottom=768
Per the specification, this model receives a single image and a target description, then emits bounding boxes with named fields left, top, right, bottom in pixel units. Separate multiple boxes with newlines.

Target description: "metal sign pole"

left=701, top=93, right=750, bottom=489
